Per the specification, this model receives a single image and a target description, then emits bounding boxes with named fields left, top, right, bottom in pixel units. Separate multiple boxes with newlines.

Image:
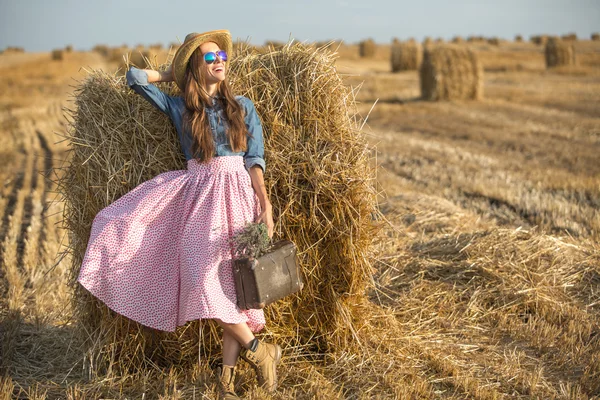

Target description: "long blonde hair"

left=182, top=46, right=247, bottom=161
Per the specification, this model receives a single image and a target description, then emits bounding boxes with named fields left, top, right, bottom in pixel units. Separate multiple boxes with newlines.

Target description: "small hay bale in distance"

left=592, top=33, right=600, bottom=41
left=359, top=38, right=376, bottom=58
left=65, top=45, right=73, bottom=52
left=92, top=44, right=110, bottom=57
left=515, top=35, right=523, bottom=42
left=545, top=37, right=576, bottom=68
left=531, top=35, right=548, bottom=46
left=58, top=43, right=379, bottom=372
left=419, top=43, right=483, bottom=101
left=561, top=33, right=577, bottom=41
left=451, top=36, right=464, bottom=44
left=390, top=39, right=422, bottom=72
left=4, top=46, right=25, bottom=53
left=487, top=37, right=500, bottom=46
left=51, top=49, right=64, bottom=61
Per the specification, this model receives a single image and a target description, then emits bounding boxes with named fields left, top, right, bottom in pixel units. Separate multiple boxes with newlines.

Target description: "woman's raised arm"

left=141, top=65, right=174, bottom=83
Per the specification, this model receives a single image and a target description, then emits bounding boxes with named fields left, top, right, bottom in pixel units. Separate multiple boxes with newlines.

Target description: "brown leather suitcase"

left=233, top=240, right=303, bottom=310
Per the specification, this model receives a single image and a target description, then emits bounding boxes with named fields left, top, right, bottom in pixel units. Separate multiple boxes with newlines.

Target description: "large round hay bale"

left=390, top=40, right=422, bottom=72
left=545, top=37, right=576, bottom=68
left=419, top=44, right=483, bottom=101
left=359, top=39, right=376, bottom=58
left=51, top=49, right=64, bottom=61
left=592, top=33, right=600, bottom=41
left=57, top=43, right=379, bottom=372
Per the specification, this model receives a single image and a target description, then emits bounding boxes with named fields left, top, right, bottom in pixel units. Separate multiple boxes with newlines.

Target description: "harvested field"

left=1, top=38, right=599, bottom=399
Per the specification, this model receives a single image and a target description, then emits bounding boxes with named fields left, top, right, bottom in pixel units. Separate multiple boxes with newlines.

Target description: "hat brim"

left=172, top=30, right=233, bottom=91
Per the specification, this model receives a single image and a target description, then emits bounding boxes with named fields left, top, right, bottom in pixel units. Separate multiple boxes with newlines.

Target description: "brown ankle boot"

left=240, top=340, right=282, bottom=392
left=216, top=365, right=239, bottom=400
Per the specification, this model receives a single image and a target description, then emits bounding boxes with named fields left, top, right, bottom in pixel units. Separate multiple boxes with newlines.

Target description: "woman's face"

left=199, top=41, right=226, bottom=84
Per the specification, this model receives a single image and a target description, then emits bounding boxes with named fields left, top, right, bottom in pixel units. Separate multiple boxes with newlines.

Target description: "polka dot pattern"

left=78, top=156, right=265, bottom=333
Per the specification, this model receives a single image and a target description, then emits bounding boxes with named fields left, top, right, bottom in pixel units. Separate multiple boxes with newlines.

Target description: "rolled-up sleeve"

left=126, top=67, right=173, bottom=115
left=241, top=97, right=266, bottom=172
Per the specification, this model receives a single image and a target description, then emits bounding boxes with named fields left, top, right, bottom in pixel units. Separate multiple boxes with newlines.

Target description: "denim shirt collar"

left=208, top=94, right=224, bottom=109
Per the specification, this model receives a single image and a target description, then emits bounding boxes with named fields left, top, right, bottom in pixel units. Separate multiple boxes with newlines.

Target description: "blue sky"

left=1, top=0, right=599, bottom=51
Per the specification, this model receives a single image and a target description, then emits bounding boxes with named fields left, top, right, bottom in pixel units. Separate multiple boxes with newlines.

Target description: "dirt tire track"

left=35, top=130, right=53, bottom=268
left=0, top=153, right=27, bottom=299
left=15, top=146, right=37, bottom=276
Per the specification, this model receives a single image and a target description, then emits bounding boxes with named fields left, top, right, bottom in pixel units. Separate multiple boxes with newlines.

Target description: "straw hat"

left=172, top=30, right=233, bottom=90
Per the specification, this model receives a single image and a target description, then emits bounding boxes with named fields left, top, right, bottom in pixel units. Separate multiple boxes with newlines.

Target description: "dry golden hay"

left=592, top=32, right=600, bottom=41
left=264, top=40, right=285, bottom=50
left=127, top=49, right=152, bottom=69
left=545, top=37, right=576, bottom=68
left=451, top=36, right=464, bottom=44
left=515, top=34, right=523, bottom=42
left=51, top=49, right=64, bottom=61
left=56, top=42, right=379, bottom=373
left=419, top=43, right=483, bottom=101
left=390, top=39, right=423, bottom=72
left=487, top=37, right=500, bottom=46
left=65, top=45, right=73, bottom=52
left=422, top=36, right=433, bottom=47
left=359, top=38, right=376, bottom=58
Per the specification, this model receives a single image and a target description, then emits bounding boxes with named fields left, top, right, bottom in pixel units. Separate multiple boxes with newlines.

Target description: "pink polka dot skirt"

left=78, top=156, right=265, bottom=333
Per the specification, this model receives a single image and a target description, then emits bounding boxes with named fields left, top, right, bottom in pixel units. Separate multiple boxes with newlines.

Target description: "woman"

left=77, top=30, right=280, bottom=399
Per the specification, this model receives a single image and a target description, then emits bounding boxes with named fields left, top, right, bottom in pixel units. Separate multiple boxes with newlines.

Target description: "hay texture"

left=58, top=43, right=378, bottom=373
left=419, top=44, right=483, bottom=101
left=359, top=39, right=376, bottom=58
left=390, top=40, right=422, bottom=72
left=545, top=37, right=576, bottom=68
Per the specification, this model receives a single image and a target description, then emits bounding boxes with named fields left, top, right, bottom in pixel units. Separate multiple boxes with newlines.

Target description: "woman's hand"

left=144, top=66, right=174, bottom=83
left=247, top=165, right=274, bottom=239
left=255, top=202, right=274, bottom=239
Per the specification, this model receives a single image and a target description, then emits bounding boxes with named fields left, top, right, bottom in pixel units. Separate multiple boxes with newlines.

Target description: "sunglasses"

left=203, top=50, right=228, bottom=64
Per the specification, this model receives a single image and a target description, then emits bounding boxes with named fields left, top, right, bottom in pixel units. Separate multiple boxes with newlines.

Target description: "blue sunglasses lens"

left=203, top=50, right=228, bottom=64
left=204, top=52, right=216, bottom=63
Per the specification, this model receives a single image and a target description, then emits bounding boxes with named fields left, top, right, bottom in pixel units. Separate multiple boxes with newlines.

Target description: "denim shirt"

left=125, top=67, right=266, bottom=172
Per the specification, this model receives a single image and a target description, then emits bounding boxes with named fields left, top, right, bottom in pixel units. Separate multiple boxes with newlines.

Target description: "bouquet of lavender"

left=230, top=222, right=272, bottom=260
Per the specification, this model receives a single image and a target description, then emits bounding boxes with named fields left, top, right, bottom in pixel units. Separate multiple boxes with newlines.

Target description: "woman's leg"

left=215, top=319, right=256, bottom=349
left=222, top=330, right=243, bottom=366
